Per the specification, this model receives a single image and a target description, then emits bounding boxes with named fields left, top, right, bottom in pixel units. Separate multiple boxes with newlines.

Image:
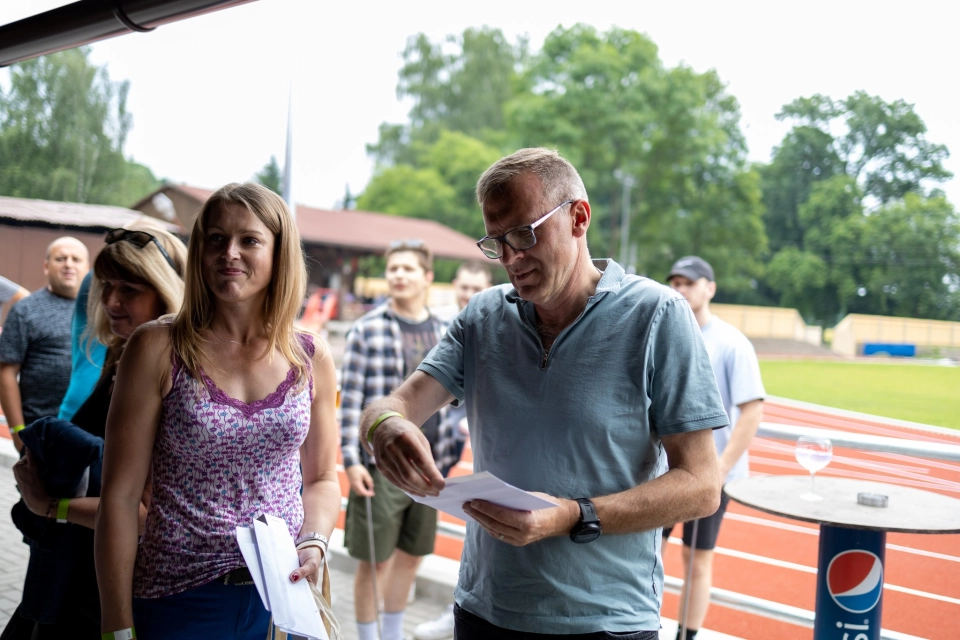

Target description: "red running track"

left=389, top=400, right=960, bottom=639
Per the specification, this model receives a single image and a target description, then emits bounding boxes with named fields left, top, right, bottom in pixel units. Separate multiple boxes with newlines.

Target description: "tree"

left=398, top=27, right=524, bottom=137
left=759, top=126, right=843, bottom=253
left=760, top=92, right=956, bottom=322
left=368, top=27, right=524, bottom=167
left=778, top=92, right=951, bottom=204
left=854, top=194, right=960, bottom=320
left=0, top=47, right=160, bottom=206
left=765, top=176, right=863, bottom=322
left=357, top=131, right=501, bottom=239
left=356, top=165, right=458, bottom=220
left=505, top=25, right=766, bottom=293
left=255, top=156, right=282, bottom=195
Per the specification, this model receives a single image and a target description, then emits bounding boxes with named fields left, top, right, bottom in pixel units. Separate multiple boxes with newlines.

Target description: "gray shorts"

left=344, top=467, right=437, bottom=563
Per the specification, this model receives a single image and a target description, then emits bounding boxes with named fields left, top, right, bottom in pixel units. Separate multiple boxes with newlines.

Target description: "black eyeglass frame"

left=476, top=200, right=575, bottom=259
left=104, top=228, right=180, bottom=275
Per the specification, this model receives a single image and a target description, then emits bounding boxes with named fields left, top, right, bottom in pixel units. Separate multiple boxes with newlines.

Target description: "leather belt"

left=221, top=567, right=255, bottom=586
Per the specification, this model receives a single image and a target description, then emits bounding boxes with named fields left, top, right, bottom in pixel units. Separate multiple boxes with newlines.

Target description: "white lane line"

left=666, top=536, right=815, bottom=573
left=885, top=584, right=960, bottom=606
left=724, top=512, right=960, bottom=563
left=748, top=456, right=960, bottom=493
left=666, top=537, right=960, bottom=606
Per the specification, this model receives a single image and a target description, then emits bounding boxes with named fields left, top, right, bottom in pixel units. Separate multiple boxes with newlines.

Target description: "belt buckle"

left=224, top=568, right=254, bottom=586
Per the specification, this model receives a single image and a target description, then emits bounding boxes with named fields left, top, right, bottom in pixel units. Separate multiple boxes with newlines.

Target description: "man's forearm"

left=0, top=366, right=25, bottom=451
left=596, top=428, right=721, bottom=535
left=593, top=464, right=720, bottom=535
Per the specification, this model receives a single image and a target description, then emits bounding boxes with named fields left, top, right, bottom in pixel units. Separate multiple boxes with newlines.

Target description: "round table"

left=724, top=475, right=960, bottom=639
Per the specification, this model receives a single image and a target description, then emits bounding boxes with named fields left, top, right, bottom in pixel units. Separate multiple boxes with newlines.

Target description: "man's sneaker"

left=413, top=604, right=455, bottom=640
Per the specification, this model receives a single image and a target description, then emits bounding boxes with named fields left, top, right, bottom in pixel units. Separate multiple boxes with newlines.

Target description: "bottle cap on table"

left=857, top=492, right=889, bottom=508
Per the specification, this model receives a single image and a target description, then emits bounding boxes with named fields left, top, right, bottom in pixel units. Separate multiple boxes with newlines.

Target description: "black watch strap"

left=570, top=498, right=602, bottom=543
left=576, top=498, right=599, bottom=524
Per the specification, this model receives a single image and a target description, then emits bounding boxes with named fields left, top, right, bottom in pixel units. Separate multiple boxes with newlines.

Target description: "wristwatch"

left=569, top=498, right=602, bottom=543
left=295, top=532, right=329, bottom=551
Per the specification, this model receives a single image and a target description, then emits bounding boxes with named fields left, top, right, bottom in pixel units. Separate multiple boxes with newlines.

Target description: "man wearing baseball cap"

left=662, top=256, right=766, bottom=640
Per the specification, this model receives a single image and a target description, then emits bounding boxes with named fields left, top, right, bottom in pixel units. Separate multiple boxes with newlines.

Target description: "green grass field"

left=759, top=360, right=960, bottom=430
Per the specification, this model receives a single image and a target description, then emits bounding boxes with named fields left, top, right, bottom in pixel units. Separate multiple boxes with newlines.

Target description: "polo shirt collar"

left=504, top=258, right=626, bottom=309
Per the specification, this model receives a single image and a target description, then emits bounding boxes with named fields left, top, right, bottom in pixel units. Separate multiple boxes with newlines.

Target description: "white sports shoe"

left=413, top=604, right=455, bottom=640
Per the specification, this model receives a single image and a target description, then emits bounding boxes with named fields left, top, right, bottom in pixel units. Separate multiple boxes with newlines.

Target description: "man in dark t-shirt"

left=0, top=237, right=89, bottom=451
left=340, top=240, right=451, bottom=640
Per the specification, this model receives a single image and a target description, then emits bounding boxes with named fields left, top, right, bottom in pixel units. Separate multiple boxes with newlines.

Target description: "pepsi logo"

left=827, top=550, right=884, bottom=613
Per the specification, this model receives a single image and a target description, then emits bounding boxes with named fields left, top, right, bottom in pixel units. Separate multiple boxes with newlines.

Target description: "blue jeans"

left=133, top=579, right=270, bottom=640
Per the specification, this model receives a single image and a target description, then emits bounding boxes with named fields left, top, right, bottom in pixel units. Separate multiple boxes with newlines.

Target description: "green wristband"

left=366, top=411, right=404, bottom=445
left=102, top=629, right=136, bottom=640
left=11, top=424, right=25, bottom=434
left=56, top=498, right=69, bottom=524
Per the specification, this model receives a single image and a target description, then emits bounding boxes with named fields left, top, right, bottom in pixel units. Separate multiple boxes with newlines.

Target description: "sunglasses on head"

left=388, top=239, right=426, bottom=252
left=104, top=228, right=181, bottom=276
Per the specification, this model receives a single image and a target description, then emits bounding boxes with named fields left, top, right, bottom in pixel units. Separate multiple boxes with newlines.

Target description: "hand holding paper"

left=405, top=471, right=558, bottom=522
left=236, top=514, right=328, bottom=640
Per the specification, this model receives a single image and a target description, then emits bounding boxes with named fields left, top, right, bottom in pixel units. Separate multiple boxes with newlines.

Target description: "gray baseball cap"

left=667, top=256, right=714, bottom=282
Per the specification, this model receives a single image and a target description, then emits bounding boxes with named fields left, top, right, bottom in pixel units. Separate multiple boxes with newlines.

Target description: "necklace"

left=210, top=326, right=265, bottom=345
left=536, top=321, right=558, bottom=340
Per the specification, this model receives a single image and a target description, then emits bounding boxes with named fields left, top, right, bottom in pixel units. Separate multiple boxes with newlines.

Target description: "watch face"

left=572, top=524, right=602, bottom=544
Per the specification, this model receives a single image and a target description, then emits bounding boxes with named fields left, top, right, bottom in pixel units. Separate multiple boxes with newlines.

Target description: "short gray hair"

left=476, top=148, right=588, bottom=208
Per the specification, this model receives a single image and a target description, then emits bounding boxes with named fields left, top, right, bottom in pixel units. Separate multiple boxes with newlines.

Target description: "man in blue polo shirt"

left=361, top=148, right=727, bottom=639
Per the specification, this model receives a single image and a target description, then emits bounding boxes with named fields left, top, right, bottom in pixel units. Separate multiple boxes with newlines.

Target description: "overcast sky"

left=2, top=0, right=958, bottom=210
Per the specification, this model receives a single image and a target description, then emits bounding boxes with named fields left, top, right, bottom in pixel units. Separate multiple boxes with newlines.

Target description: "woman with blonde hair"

left=95, top=183, right=341, bottom=640
left=9, top=222, right=186, bottom=640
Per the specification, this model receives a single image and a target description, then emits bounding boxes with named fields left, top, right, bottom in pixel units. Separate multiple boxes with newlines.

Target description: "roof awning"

left=0, top=0, right=256, bottom=67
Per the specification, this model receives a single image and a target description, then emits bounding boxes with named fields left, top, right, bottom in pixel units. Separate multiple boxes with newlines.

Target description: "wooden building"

left=0, top=195, right=177, bottom=295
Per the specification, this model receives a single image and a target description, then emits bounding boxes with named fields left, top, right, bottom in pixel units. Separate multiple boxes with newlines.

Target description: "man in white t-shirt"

left=662, top=256, right=765, bottom=640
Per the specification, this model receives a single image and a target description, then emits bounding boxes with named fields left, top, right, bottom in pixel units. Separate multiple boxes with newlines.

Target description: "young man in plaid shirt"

left=340, top=240, right=461, bottom=640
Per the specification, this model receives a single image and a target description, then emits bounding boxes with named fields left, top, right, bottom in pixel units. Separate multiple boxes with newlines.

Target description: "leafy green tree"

left=255, top=156, right=282, bottom=195
left=854, top=194, right=960, bottom=319
left=356, top=164, right=458, bottom=220
left=505, top=24, right=766, bottom=293
left=400, top=28, right=523, bottom=136
left=358, top=131, right=501, bottom=239
left=759, top=126, right=843, bottom=253
left=760, top=92, right=956, bottom=321
left=0, top=47, right=159, bottom=206
left=778, top=92, right=951, bottom=204
left=368, top=27, right=524, bottom=167
left=765, top=176, right=863, bottom=322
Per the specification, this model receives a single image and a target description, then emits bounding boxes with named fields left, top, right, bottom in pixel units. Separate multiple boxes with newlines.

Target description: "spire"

left=282, top=84, right=294, bottom=218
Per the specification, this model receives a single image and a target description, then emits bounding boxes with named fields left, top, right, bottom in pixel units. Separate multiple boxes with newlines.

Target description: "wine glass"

left=795, top=437, right=832, bottom=501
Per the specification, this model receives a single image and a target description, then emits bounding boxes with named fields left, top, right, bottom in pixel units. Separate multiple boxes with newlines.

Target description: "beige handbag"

left=266, top=556, right=342, bottom=640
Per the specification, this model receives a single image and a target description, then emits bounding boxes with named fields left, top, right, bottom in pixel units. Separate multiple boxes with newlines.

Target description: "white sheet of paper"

left=242, top=515, right=327, bottom=640
left=407, top=471, right=559, bottom=521
left=235, top=526, right=270, bottom=610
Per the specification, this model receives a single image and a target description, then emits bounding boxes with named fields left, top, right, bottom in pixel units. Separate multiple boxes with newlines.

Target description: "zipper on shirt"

left=528, top=293, right=604, bottom=370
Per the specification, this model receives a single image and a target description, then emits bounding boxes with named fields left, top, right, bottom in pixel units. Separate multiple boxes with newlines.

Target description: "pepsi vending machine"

left=814, top=525, right=885, bottom=639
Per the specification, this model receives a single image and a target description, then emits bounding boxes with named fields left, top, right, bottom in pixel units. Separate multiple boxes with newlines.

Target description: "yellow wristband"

left=366, top=411, right=404, bottom=445
left=56, top=498, right=69, bottom=524
left=11, top=424, right=25, bottom=434
left=102, top=628, right=136, bottom=640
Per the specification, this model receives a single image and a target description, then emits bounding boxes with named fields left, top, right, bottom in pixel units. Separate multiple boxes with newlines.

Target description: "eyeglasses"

left=476, top=200, right=574, bottom=259
left=104, top=228, right=181, bottom=276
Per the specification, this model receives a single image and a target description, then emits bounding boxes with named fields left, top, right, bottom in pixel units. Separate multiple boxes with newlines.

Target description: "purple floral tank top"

left=133, top=334, right=314, bottom=598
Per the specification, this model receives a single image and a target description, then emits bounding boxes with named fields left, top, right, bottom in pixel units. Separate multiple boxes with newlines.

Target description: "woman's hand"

left=13, top=450, right=53, bottom=516
left=290, top=546, right=323, bottom=585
